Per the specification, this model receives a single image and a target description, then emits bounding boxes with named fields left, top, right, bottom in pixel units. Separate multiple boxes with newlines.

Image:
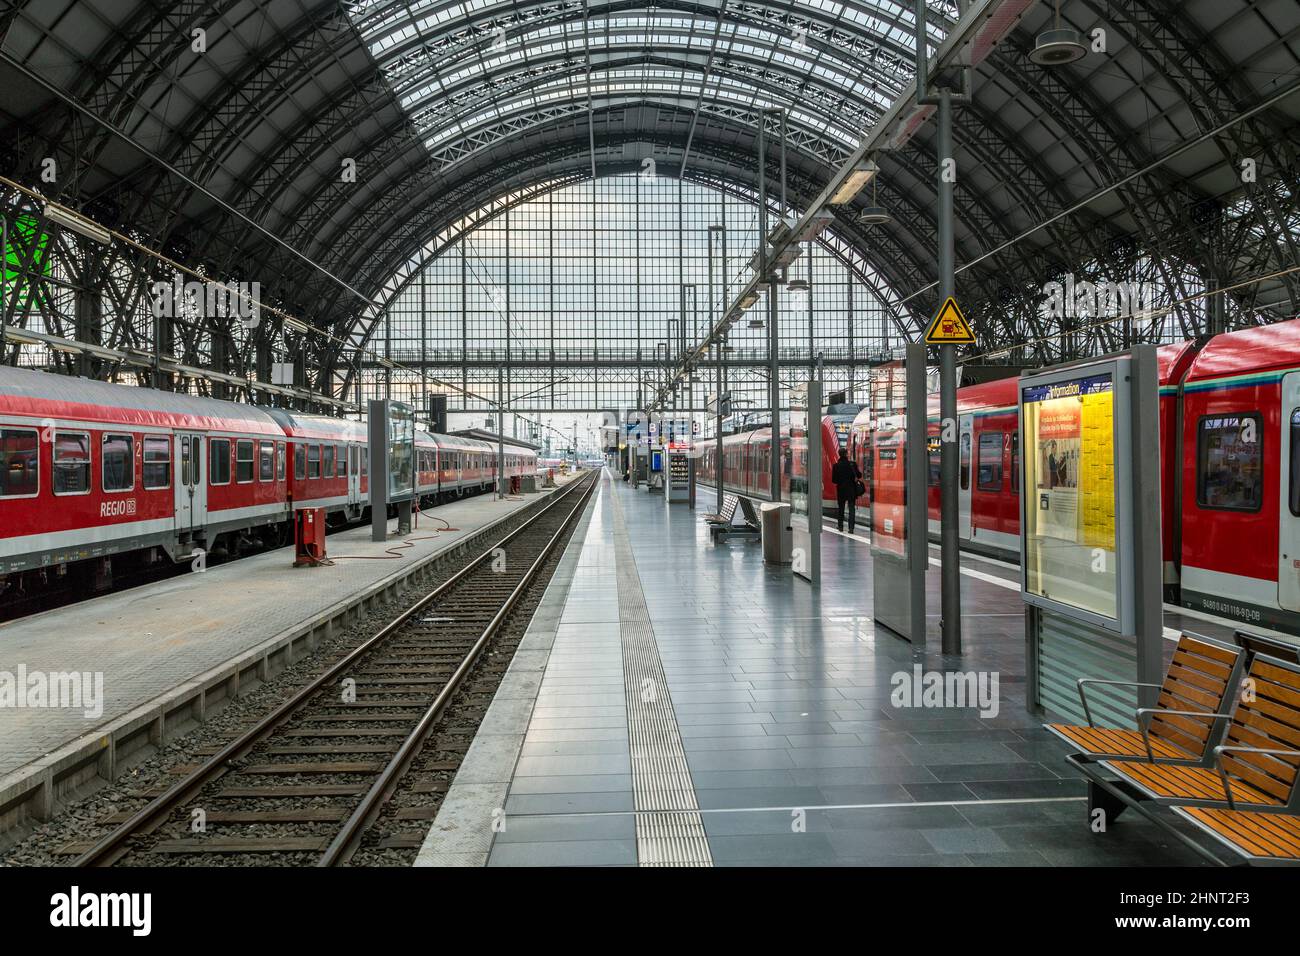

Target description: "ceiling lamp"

left=786, top=278, right=810, bottom=293
left=747, top=318, right=765, bottom=329
left=1030, top=2, right=1087, bottom=66
left=738, top=290, right=760, bottom=310
left=830, top=158, right=878, bottom=205
left=858, top=175, right=892, bottom=226
left=43, top=202, right=111, bottom=245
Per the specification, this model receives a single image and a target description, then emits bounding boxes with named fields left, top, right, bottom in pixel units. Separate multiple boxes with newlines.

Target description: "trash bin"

left=761, top=503, right=792, bottom=565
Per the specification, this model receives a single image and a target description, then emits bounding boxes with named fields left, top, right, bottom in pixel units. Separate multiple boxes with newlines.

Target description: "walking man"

left=831, top=449, right=862, bottom=534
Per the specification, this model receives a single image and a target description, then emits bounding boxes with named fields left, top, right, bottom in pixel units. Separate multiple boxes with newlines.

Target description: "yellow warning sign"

left=923, top=297, right=975, bottom=345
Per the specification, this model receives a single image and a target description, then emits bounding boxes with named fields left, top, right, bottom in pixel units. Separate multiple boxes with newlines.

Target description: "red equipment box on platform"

left=293, top=507, right=327, bottom=567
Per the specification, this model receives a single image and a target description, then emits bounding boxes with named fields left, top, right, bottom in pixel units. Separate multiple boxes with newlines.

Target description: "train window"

left=977, top=432, right=1003, bottom=492
left=1291, top=410, right=1300, bottom=517
left=959, top=431, right=971, bottom=491
left=1011, top=432, right=1020, bottom=493
left=294, top=444, right=306, bottom=480
left=102, top=433, right=134, bottom=492
left=307, top=444, right=321, bottom=479
left=235, top=439, right=254, bottom=483
left=210, top=440, right=231, bottom=485
left=1197, top=414, right=1263, bottom=512
left=277, top=443, right=286, bottom=481
left=53, top=431, right=91, bottom=496
left=259, top=442, right=274, bottom=482
left=322, top=445, right=335, bottom=479
left=360, top=446, right=368, bottom=478
left=143, top=436, right=171, bottom=490
left=338, top=445, right=348, bottom=478
left=1, top=428, right=39, bottom=498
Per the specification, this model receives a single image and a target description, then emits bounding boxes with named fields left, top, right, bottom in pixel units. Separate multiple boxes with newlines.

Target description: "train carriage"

left=263, top=409, right=367, bottom=526
left=1175, top=325, right=1300, bottom=632
left=0, top=365, right=289, bottom=580
left=697, top=410, right=858, bottom=515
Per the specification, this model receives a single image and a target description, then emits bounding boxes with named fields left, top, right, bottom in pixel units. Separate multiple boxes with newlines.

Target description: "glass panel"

left=259, top=441, right=274, bottom=482
left=143, top=436, right=171, bottom=490
left=53, top=432, right=90, bottom=495
left=1, top=428, right=40, bottom=497
left=959, top=430, right=971, bottom=490
left=1022, top=372, right=1117, bottom=622
left=236, top=439, right=255, bottom=483
left=102, top=434, right=134, bottom=493
left=977, top=431, right=1003, bottom=491
left=210, top=439, right=231, bottom=485
left=1197, top=414, right=1263, bottom=512
left=1291, top=410, right=1300, bottom=517
left=1011, top=431, right=1020, bottom=494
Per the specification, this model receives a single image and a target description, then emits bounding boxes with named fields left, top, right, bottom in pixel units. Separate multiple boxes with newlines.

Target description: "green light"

left=3, top=213, right=52, bottom=310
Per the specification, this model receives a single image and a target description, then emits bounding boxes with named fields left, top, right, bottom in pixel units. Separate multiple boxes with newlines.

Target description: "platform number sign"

left=923, top=297, right=975, bottom=346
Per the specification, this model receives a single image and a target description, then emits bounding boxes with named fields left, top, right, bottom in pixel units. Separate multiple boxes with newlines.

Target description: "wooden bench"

left=1064, top=650, right=1300, bottom=865
left=1045, top=633, right=1244, bottom=766
left=1101, top=653, right=1300, bottom=812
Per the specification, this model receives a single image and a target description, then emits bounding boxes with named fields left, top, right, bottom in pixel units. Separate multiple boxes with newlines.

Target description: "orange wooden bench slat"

left=1046, top=724, right=1187, bottom=759
left=1111, top=761, right=1281, bottom=806
left=1182, top=807, right=1300, bottom=861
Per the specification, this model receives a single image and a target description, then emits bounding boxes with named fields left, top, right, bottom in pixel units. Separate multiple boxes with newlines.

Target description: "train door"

left=958, top=416, right=973, bottom=540
left=175, top=433, right=207, bottom=537
left=1279, top=373, right=1300, bottom=612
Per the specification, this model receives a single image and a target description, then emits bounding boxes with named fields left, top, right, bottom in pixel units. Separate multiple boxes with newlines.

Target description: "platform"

left=0, top=484, right=567, bottom=833
left=418, top=470, right=1214, bottom=867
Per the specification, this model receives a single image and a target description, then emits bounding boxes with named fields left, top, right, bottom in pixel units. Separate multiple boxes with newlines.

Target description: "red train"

left=845, top=320, right=1300, bottom=634
left=0, top=366, right=536, bottom=594
left=695, top=404, right=861, bottom=513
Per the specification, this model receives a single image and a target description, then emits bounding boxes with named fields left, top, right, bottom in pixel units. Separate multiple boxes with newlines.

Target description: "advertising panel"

left=1021, top=371, right=1120, bottom=623
left=789, top=384, right=810, bottom=527
left=387, top=401, right=415, bottom=500
left=871, top=415, right=907, bottom=559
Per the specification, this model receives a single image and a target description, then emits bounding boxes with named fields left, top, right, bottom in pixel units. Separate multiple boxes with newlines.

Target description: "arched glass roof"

left=345, top=0, right=948, bottom=156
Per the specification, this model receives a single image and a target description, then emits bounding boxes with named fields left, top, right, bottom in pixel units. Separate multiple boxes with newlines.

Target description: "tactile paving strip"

left=609, top=478, right=713, bottom=867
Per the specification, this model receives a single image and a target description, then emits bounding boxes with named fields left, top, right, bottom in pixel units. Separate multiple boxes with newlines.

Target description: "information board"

left=1020, top=360, right=1132, bottom=632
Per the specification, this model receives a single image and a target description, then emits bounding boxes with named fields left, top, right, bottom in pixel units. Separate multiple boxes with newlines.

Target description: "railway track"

left=72, top=471, right=599, bottom=867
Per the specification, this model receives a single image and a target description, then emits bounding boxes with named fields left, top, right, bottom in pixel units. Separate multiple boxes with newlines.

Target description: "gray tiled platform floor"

left=486, top=473, right=1209, bottom=867
left=0, top=488, right=557, bottom=780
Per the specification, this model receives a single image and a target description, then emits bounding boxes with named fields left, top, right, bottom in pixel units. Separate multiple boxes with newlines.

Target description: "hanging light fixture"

left=858, top=174, right=892, bottom=226
left=1030, top=1, right=1087, bottom=66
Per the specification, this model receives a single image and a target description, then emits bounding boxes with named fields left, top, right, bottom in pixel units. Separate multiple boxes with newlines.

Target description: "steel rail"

left=318, top=471, right=600, bottom=864
left=73, top=473, right=598, bottom=867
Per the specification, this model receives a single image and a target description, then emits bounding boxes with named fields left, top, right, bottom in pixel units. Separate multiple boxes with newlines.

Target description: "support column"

left=75, top=251, right=101, bottom=379
left=937, top=86, right=962, bottom=655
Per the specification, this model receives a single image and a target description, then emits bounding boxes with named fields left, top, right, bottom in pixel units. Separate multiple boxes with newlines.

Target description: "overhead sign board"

left=923, top=296, right=975, bottom=346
